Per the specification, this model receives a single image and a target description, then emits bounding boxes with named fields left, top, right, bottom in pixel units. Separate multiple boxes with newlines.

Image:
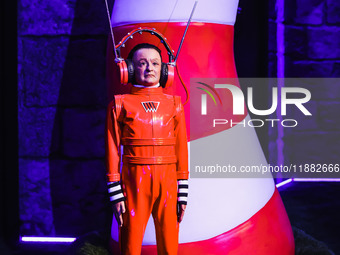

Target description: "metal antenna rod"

left=104, top=0, right=119, bottom=60
left=174, top=1, right=198, bottom=64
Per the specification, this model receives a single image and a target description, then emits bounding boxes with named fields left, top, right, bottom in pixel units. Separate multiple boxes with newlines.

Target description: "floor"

left=2, top=181, right=339, bottom=255
left=279, top=181, right=340, bottom=255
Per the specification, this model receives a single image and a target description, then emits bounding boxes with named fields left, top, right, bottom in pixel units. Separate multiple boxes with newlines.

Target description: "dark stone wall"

left=18, top=0, right=113, bottom=236
left=268, top=0, right=340, bottom=166
left=17, top=0, right=340, bottom=237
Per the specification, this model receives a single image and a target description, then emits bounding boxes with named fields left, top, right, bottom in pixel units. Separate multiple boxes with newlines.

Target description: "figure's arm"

left=106, top=99, right=122, bottom=183
left=174, top=97, right=189, bottom=222
left=105, top=99, right=126, bottom=226
left=174, top=97, right=189, bottom=181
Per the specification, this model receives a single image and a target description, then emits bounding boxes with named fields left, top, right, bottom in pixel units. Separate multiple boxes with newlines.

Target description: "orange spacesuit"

left=105, top=85, right=189, bottom=255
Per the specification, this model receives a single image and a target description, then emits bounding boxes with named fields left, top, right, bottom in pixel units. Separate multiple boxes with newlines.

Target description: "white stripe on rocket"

left=111, top=0, right=240, bottom=27
left=109, top=0, right=275, bottom=246
left=140, top=115, right=275, bottom=245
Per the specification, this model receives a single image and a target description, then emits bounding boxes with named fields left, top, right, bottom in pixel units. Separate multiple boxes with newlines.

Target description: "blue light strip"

left=276, top=178, right=293, bottom=188
left=293, top=178, right=340, bottom=182
left=20, top=236, right=76, bottom=243
left=276, top=0, right=285, bottom=180
left=276, top=178, right=340, bottom=189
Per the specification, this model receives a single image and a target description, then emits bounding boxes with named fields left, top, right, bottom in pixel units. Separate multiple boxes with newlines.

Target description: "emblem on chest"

left=141, top=101, right=160, bottom=113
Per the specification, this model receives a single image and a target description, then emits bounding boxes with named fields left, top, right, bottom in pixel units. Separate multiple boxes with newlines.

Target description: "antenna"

left=174, top=1, right=198, bottom=65
left=104, top=0, right=119, bottom=61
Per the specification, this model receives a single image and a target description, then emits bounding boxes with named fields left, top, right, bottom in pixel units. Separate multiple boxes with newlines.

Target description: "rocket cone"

left=106, top=0, right=294, bottom=254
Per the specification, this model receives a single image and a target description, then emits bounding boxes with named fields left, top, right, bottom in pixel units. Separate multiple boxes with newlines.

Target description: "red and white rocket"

left=106, top=0, right=295, bottom=254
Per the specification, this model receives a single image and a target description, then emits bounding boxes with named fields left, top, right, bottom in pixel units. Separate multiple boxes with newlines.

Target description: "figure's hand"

left=177, top=203, right=186, bottom=223
left=112, top=201, right=126, bottom=227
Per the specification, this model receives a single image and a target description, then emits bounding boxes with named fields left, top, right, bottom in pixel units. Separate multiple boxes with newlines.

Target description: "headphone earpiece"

left=164, top=64, right=174, bottom=88
left=116, top=59, right=134, bottom=86
left=126, top=59, right=135, bottom=84
left=117, top=61, right=128, bottom=85
left=159, top=63, right=168, bottom=88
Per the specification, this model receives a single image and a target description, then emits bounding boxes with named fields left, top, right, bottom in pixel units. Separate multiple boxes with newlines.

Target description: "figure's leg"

left=152, top=164, right=179, bottom=255
left=120, top=164, right=154, bottom=255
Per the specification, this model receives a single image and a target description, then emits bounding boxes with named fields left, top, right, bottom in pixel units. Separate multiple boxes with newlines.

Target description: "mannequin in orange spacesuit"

left=105, top=43, right=189, bottom=255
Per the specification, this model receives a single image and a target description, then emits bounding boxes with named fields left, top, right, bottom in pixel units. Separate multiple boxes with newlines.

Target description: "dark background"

left=1, top=0, right=19, bottom=253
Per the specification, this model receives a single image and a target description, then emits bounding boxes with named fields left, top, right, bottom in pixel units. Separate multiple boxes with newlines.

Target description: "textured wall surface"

left=18, top=0, right=113, bottom=236
left=268, top=0, right=340, bottom=166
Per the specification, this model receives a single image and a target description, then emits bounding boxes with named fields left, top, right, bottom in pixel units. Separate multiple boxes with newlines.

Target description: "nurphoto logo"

left=195, top=79, right=312, bottom=128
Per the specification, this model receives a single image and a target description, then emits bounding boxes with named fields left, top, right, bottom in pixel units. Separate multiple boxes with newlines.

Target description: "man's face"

left=132, top=48, right=162, bottom=86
